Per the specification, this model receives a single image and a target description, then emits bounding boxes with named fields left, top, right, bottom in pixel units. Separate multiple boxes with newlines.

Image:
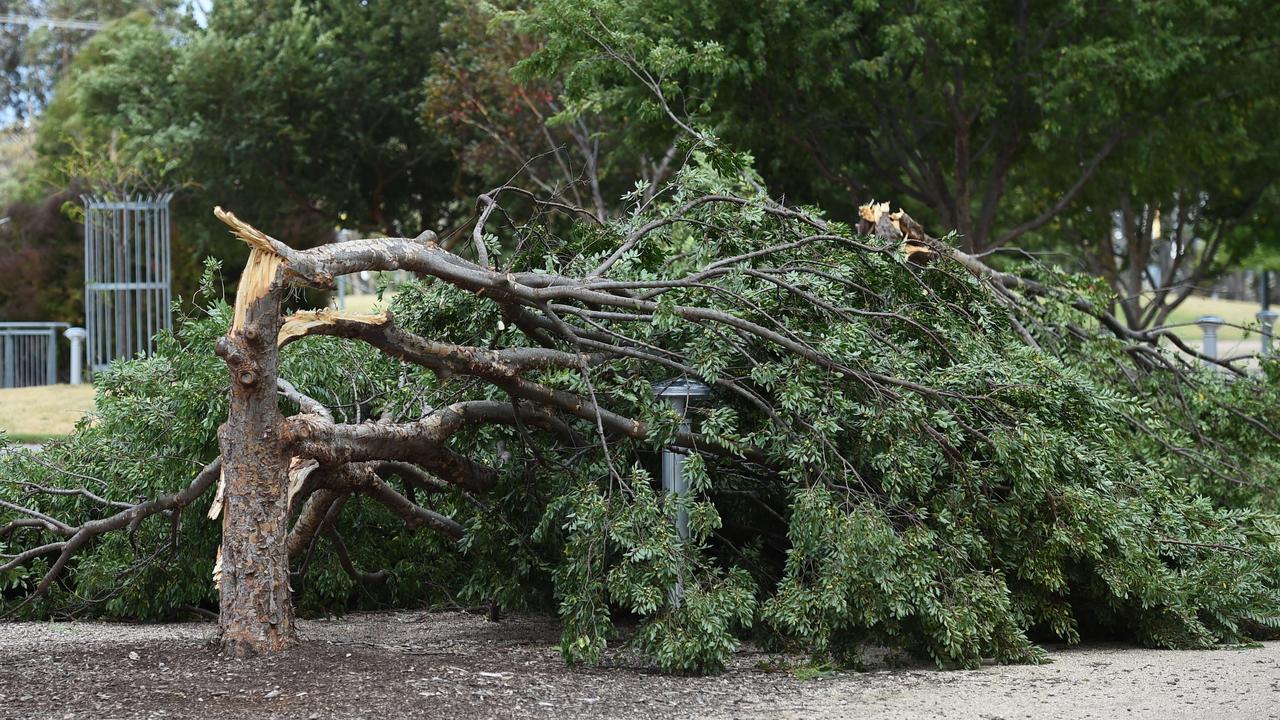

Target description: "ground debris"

left=0, top=611, right=1276, bottom=719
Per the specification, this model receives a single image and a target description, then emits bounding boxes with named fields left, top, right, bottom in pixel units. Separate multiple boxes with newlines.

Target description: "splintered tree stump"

left=214, top=221, right=295, bottom=656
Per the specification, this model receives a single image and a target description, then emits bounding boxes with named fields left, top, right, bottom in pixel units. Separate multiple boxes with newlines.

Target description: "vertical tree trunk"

left=214, top=241, right=295, bottom=657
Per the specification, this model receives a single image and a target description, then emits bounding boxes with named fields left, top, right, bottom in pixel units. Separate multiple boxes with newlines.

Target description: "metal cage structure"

left=82, top=193, right=174, bottom=374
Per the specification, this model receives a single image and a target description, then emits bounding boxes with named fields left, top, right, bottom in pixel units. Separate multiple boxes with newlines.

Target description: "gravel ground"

left=1, top=611, right=1277, bottom=719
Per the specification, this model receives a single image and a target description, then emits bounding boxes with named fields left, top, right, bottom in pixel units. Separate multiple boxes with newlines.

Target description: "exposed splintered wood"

left=278, top=309, right=390, bottom=347
left=216, top=207, right=287, bottom=333
left=287, top=457, right=320, bottom=513
left=233, top=246, right=283, bottom=332
left=858, top=201, right=939, bottom=264
left=213, top=206, right=283, bottom=256
left=232, top=250, right=283, bottom=332
left=207, top=467, right=226, bottom=520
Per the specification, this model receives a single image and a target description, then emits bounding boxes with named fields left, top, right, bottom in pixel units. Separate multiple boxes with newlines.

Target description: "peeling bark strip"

left=213, top=207, right=295, bottom=657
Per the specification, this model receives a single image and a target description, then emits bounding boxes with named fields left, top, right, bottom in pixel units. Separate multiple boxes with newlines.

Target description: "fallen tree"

left=3, top=167, right=1280, bottom=670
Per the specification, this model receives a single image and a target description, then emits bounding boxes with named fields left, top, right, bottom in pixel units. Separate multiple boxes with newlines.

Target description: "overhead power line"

left=0, top=13, right=108, bottom=32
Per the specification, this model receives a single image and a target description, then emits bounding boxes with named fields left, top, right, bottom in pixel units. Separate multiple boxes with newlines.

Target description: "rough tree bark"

left=212, top=212, right=294, bottom=656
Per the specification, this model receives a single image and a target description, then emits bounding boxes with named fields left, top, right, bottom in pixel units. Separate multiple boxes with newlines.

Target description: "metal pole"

left=162, top=195, right=173, bottom=332
left=652, top=378, right=712, bottom=605
left=65, top=327, right=86, bottom=385
left=662, top=393, right=693, bottom=540
left=2, top=333, right=13, bottom=388
left=1197, top=315, right=1226, bottom=365
left=1258, top=310, right=1279, bottom=358
left=45, top=327, right=56, bottom=385
left=145, top=199, right=154, bottom=354
left=84, top=197, right=95, bottom=376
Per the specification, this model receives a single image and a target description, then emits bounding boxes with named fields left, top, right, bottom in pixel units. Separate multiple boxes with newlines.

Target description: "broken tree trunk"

left=213, top=211, right=295, bottom=656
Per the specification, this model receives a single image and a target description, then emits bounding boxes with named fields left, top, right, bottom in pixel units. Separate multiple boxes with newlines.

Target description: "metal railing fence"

left=0, top=322, right=69, bottom=388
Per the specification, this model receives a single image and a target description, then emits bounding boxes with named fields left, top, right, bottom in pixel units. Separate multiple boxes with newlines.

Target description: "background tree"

left=1057, top=68, right=1280, bottom=330
left=36, top=0, right=460, bottom=250
left=515, top=0, right=1280, bottom=258
left=2, top=0, right=464, bottom=321
left=425, top=1, right=681, bottom=224
left=0, top=0, right=187, bottom=123
left=0, top=182, right=85, bottom=320
left=9, top=1, right=1280, bottom=327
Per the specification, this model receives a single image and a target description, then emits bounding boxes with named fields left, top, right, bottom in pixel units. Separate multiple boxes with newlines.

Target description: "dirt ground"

left=1, top=611, right=1277, bottom=720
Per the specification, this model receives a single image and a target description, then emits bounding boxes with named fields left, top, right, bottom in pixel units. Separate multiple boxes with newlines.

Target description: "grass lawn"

left=0, top=384, right=96, bottom=442
left=334, top=292, right=390, bottom=315
left=1162, top=296, right=1269, bottom=341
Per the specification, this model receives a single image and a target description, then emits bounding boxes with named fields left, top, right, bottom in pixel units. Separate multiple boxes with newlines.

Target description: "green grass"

left=334, top=292, right=390, bottom=315
left=1160, top=296, right=1267, bottom=341
left=788, top=662, right=842, bottom=680
left=0, top=384, right=95, bottom=442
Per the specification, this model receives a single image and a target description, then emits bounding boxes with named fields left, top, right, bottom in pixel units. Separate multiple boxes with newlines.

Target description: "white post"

left=2, top=333, right=13, bottom=388
left=1196, top=315, right=1226, bottom=365
left=1258, top=310, right=1279, bottom=357
left=652, top=378, right=711, bottom=605
left=64, top=327, right=87, bottom=385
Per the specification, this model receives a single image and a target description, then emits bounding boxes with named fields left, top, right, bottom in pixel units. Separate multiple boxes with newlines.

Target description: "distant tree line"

left=0, top=0, right=1278, bottom=329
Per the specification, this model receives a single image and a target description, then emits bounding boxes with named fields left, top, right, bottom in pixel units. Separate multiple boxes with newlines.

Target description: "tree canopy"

left=35, top=0, right=458, bottom=247
left=515, top=0, right=1280, bottom=258
left=5, top=0, right=1280, bottom=325
left=0, top=0, right=189, bottom=121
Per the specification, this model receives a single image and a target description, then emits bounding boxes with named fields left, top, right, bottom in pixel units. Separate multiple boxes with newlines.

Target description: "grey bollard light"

left=652, top=377, right=712, bottom=606
left=652, top=378, right=712, bottom=542
left=64, top=327, right=87, bottom=385
left=1196, top=315, right=1226, bottom=363
left=1258, top=310, right=1279, bottom=357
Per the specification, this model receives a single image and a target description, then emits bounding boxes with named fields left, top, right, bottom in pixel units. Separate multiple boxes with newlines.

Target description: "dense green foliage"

left=3, top=1, right=464, bottom=320
left=0, top=260, right=459, bottom=615
left=516, top=0, right=1280, bottom=254
left=5, top=161, right=1280, bottom=673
